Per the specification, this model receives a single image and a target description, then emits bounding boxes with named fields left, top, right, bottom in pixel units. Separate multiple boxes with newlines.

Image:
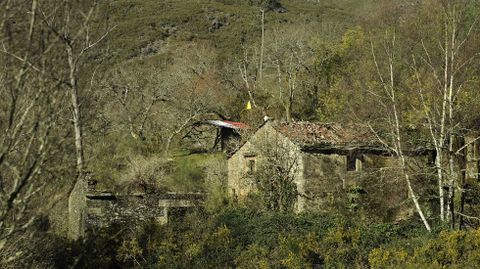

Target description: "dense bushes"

left=369, top=229, right=480, bottom=269
left=48, top=206, right=480, bottom=268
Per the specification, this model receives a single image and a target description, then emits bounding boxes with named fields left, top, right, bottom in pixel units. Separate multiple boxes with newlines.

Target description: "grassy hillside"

left=99, top=0, right=381, bottom=66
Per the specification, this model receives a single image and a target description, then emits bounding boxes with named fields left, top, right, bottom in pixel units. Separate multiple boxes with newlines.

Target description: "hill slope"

left=99, top=0, right=381, bottom=66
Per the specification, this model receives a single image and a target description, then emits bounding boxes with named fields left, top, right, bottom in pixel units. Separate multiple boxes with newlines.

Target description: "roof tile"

left=272, top=122, right=377, bottom=147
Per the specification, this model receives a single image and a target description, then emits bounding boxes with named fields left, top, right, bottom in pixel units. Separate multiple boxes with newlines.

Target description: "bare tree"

left=264, top=25, right=314, bottom=122
left=0, top=0, right=67, bottom=263
left=410, top=0, right=479, bottom=226
left=101, top=42, right=220, bottom=157
left=238, top=45, right=260, bottom=109
left=103, top=66, right=169, bottom=141
left=39, top=0, right=113, bottom=181
left=162, top=43, right=220, bottom=156
left=369, top=32, right=432, bottom=231
left=250, top=137, right=300, bottom=212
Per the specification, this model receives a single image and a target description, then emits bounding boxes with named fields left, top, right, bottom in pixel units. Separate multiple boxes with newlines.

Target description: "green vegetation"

left=2, top=0, right=480, bottom=267
left=47, top=207, right=480, bottom=268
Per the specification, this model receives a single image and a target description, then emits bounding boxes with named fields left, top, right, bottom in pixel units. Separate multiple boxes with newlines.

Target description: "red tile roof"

left=207, top=120, right=249, bottom=129
left=223, top=120, right=249, bottom=129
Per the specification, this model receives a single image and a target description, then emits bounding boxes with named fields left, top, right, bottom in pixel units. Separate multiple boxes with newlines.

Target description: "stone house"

left=227, top=121, right=436, bottom=220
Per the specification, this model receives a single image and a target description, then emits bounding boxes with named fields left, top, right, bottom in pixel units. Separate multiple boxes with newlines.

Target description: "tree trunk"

left=393, top=101, right=431, bottom=232
left=400, top=154, right=432, bottom=232
left=435, top=146, right=445, bottom=222
left=67, top=47, right=85, bottom=179
left=446, top=133, right=456, bottom=227
left=446, top=15, right=457, bottom=225
left=285, top=102, right=292, bottom=122
left=458, top=138, right=466, bottom=229
left=385, top=40, right=431, bottom=231
left=259, top=9, right=265, bottom=83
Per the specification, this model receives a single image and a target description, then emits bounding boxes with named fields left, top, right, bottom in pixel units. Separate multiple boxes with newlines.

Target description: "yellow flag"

left=246, top=100, right=252, bottom=110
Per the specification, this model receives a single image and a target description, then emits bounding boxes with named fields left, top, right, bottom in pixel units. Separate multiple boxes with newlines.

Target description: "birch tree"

left=369, top=32, right=432, bottom=232
left=410, top=0, right=480, bottom=226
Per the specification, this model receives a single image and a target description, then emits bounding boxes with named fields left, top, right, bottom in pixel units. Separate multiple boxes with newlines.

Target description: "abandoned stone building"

left=68, top=179, right=204, bottom=239
left=228, top=121, right=448, bottom=220
left=66, top=119, right=480, bottom=238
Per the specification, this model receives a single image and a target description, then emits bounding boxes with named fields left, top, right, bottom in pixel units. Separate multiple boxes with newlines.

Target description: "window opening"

left=247, top=159, right=256, bottom=174
left=347, top=154, right=356, bottom=171
left=347, top=151, right=362, bottom=171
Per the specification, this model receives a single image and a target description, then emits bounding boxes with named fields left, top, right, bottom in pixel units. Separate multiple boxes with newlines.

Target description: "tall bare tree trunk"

left=259, top=9, right=265, bottom=82
left=371, top=35, right=431, bottom=231
left=399, top=150, right=432, bottom=232
left=445, top=11, right=457, bottom=225
left=285, top=103, right=292, bottom=122
left=458, top=137, right=466, bottom=229
left=67, top=47, right=85, bottom=179
left=390, top=63, right=432, bottom=232
left=286, top=70, right=295, bottom=122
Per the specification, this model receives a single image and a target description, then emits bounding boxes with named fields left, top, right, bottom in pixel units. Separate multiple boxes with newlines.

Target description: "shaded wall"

left=301, top=151, right=432, bottom=221
left=301, top=153, right=347, bottom=213
left=67, top=189, right=205, bottom=238
left=85, top=193, right=166, bottom=231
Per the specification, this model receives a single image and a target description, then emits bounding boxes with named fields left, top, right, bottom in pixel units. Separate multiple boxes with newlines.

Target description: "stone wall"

left=301, top=151, right=432, bottom=221
left=86, top=193, right=163, bottom=230
left=301, top=153, right=347, bottom=213
left=226, top=121, right=439, bottom=221
left=68, top=180, right=87, bottom=239
left=227, top=139, right=257, bottom=197
left=84, top=191, right=204, bottom=233
left=227, top=122, right=305, bottom=211
left=228, top=122, right=272, bottom=197
left=465, top=133, right=480, bottom=183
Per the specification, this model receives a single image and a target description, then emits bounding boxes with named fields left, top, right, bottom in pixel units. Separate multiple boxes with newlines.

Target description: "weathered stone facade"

left=85, top=192, right=204, bottom=231
left=68, top=184, right=205, bottom=239
left=465, top=133, right=480, bottom=184
left=228, top=122, right=305, bottom=210
left=68, top=180, right=87, bottom=239
left=228, top=121, right=435, bottom=221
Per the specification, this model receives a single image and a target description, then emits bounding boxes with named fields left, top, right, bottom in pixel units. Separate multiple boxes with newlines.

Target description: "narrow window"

left=248, top=159, right=256, bottom=174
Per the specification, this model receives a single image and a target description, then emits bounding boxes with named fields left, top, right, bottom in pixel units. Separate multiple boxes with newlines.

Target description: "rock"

left=206, top=15, right=228, bottom=33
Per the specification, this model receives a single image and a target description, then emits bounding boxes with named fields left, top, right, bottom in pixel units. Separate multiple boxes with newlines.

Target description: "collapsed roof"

left=227, top=121, right=433, bottom=158
left=272, top=122, right=378, bottom=149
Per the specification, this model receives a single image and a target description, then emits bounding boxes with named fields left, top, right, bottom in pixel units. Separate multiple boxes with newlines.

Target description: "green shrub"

left=369, top=229, right=480, bottom=269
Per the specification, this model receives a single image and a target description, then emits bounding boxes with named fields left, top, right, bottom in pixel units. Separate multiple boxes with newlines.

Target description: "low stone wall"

left=68, top=180, right=87, bottom=239
left=85, top=191, right=204, bottom=232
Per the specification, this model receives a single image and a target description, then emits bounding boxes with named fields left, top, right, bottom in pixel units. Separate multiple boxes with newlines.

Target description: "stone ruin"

left=85, top=191, right=204, bottom=230
left=68, top=179, right=205, bottom=239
